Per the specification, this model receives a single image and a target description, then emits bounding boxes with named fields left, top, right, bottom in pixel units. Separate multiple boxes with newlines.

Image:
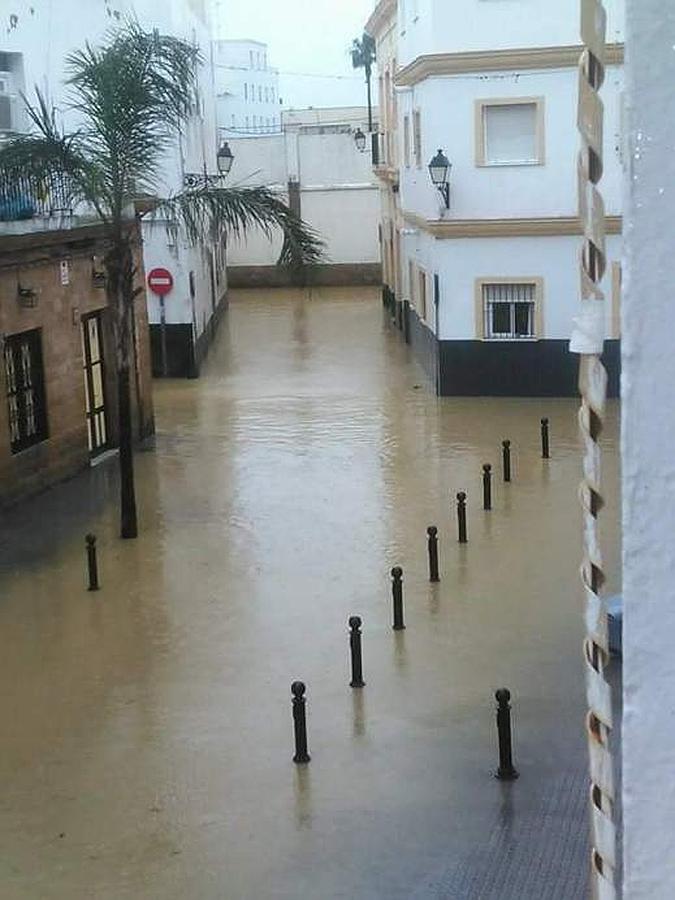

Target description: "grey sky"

left=212, top=0, right=376, bottom=110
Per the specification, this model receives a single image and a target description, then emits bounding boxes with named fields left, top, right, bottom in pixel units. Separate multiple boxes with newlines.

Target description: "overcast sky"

left=212, top=0, right=376, bottom=109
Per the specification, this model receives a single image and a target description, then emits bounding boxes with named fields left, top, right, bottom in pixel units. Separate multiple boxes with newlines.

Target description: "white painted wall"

left=402, top=230, right=621, bottom=340
left=225, top=119, right=380, bottom=268
left=213, top=39, right=281, bottom=139
left=622, top=1, right=675, bottom=896
left=2, top=0, right=225, bottom=344
left=398, top=0, right=625, bottom=67
left=398, top=66, right=625, bottom=221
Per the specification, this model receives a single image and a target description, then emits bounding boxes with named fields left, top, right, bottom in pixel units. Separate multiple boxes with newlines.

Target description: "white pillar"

left=623, top=3, right=675, bottom=896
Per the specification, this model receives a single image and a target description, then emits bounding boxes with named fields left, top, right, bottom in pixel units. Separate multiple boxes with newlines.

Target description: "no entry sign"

left=147, top=267, right=174, bottom=297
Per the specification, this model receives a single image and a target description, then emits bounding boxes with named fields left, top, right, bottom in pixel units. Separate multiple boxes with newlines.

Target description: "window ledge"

left=478, top=160, right=544, bottom=168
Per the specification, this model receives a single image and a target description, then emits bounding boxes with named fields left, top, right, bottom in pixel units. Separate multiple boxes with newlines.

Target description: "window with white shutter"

left=476, top=98, right=544, bottom=166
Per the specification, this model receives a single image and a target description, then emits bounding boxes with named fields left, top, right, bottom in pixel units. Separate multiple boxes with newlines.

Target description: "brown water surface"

left=0, top=287, right=620, bottom=898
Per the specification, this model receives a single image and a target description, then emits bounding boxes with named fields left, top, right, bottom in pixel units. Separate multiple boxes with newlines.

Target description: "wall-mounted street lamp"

left=183, top=141, right=234, bottom=190
left=217, top=141, right=234, bottom=176
left=428, top=148, right=451, bottom=209
left=354, top=127, right=367, bottom=153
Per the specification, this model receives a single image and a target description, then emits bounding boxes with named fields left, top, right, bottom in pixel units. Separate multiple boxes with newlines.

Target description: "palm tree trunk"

left=366, top=64, right=373, bottom=133
left=117, top=362, right=138, bottom=539
left=106, top=230, right=140, bottom=539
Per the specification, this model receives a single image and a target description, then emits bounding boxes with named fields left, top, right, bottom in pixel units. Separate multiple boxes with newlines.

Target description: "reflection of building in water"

left=365, top=0, right=625, bottom=397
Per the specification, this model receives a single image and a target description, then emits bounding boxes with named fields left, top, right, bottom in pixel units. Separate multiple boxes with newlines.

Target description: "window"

left=4, top=329, right=48, bottom=453
left=245, top=115, right=249, bottom=128
left=249, top=51, right=254, bottom=68
left=403, top=115, right=411, bottom=168
left=477, top=280, right=542, bottom=340
left=418, top=269, right=427, bottom=321
left=413, top=109, right=422, bottom=168
left=408, top=260, right=416, bottom=305
left=81, top=313, right=108, bottom=456
left=271, top=88, right=275, bottom=103
left=244, top=83, right=248, bottom=101
left=258, top=86, right=262, bottom=102
left=476, top=98, right=544, bottom=166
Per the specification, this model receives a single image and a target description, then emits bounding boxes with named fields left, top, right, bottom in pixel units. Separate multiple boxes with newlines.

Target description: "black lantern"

left=428, top=148, right=451, bottom=208
left=354, top=127, right=367, bottom=153
left=217, top=141, right=234, bottom=176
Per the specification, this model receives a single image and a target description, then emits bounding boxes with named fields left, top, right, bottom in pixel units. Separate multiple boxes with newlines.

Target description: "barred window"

left=483, top=282, right=536, bottom=339
left=4, top=329, right=48, bottom=453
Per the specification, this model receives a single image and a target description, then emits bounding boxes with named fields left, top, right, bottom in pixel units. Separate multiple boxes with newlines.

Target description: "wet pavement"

left=0, top=286, right=621, bottom=899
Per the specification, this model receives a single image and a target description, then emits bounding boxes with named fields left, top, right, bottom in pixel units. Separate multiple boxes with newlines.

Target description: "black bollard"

left=502, top=440, right=512, bottom=483
left=391, top=567, right=405, bottom=630
left=291, top=682, right=311, bottom=764
left=456, top=492, right=468, bottom=544
left=349, top=616, right=365, bottom=688
left=427, top=526, right=440, bottom=583
left=495, top=688, right=519, bottom=781
left=482, top=464, right=493, bottom=511
left=86, top=533, right=99, bottom=592
left=541, top=417, right=550, bottom=459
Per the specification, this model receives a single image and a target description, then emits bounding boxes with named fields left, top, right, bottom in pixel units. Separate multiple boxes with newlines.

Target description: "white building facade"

left=2, top=0, right=227, bottom=378
left=366, top=1, right=402, bottom=320
left=225, top=108, right=382, bottom=287
left=213, top=40, right=281, bottom=139
left=370, top=0, right=625, bottom=396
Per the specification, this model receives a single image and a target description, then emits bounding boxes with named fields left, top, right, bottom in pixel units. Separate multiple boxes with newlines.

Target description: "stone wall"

left=0, top=223, right=154, bottom=507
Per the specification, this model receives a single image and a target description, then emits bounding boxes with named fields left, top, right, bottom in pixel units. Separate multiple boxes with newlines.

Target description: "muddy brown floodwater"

left=0, top=287, right=620, bottom=899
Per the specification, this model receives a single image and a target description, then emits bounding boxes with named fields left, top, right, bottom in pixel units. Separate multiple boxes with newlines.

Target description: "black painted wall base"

left=150, top=324, right=196, bottom=378
left=397, top=304, right=621, bottom=398
left=150, top=293, right=228, bottom=378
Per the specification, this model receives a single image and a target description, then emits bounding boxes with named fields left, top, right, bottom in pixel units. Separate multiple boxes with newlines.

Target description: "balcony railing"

left=0, top=169, right=74, bottom=222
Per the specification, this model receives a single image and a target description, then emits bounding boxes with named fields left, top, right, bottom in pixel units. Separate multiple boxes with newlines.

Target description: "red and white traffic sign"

left=147, top=267, right=174, bottom=297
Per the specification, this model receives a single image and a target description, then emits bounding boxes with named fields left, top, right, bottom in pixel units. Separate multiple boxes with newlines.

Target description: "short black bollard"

left=349, top=616, right=365, bottom=688
left=391, top=566, right=405, bottom=630
left=482, top=464, right=493, bottom=511
left=495, top=688, right=519, bottom=781
left=456, top=492, right=468, bottom=544
left=291, top=681, right=311, bottom=764
left=85, top=533, right=99, bottom=592
left=541, top=417, right=550, bottom=459
left=502, top=440, right=512, bottom=483
left=427, top=526, right=440, bottom=583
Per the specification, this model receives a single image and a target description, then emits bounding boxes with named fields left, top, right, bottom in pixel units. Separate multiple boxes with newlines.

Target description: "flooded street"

left=0, top=287, right=620, bottom=899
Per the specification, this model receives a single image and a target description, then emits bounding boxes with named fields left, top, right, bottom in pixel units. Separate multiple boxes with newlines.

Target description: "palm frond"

left=0, top=89, right=109, bottom=218
left=64, top=21, right=200, bottom=204
left=155, top=185, right=326, bottom=272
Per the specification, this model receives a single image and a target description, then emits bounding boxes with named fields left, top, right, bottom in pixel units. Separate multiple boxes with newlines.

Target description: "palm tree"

left=351, top=32, right=376, bottom=133
left=0, top=23, right=324, bottom=540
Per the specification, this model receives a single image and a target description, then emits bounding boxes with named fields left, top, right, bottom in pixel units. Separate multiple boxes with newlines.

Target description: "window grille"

left=4, top=329, right=48, bottom=453
left=483, top=282, right=536, bottom=339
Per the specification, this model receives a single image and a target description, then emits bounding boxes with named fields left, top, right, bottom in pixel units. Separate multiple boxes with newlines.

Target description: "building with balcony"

left=213, top=39, right=281, bottom=138
left=2, top=0, right=228, bottom=379
left=367, top=0, right=625, bottom=396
